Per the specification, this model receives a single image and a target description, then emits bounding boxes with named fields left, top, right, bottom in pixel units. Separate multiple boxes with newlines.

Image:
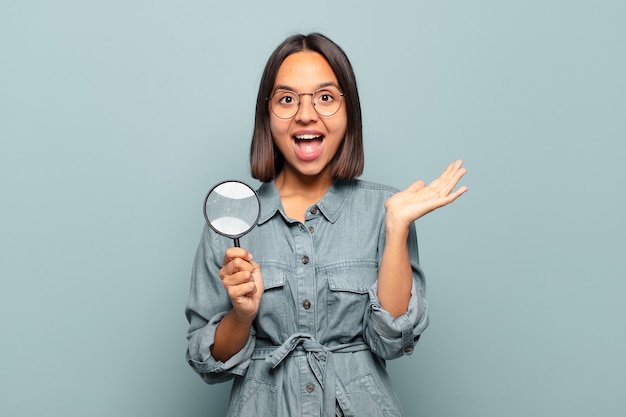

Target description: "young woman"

left=186, top=33, right=467, bottom=417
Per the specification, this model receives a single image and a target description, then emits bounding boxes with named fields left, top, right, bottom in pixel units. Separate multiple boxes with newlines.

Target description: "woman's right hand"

left=219, top=247, right=264, bottom=325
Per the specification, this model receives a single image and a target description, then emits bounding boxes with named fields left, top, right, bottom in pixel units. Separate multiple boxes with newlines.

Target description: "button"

left=309, top=206, right=318, bottom=214
left=303, top=300, right=311, bottom=310
left=305, top=383, right=315, bottom=393
left=308, top=226, right=315, bottom=233
left=301, top=255, right=309, bottom=264
left=404, top=344, right=414, bottom=354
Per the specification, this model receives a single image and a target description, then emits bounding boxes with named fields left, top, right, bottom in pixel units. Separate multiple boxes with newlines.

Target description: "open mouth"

left=293, top=134, right=325, bottom=160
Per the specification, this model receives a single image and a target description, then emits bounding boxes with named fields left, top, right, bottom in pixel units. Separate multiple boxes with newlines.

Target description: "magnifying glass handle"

left=233, top=238, right=240, bottom=248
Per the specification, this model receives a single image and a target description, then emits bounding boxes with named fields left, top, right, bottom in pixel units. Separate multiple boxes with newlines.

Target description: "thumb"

left=407, top=179, right=426, bottom=193
left=251, top=262, right=264, bottom=298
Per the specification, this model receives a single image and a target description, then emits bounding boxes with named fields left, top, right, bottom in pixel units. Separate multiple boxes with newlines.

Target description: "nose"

left=295, top=93, right=318, bottom=123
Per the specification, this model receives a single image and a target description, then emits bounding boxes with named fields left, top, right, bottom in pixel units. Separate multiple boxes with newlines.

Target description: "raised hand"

left=219, top=247, right=264, bottom=324
left=384, top=160, right=468, bottom=231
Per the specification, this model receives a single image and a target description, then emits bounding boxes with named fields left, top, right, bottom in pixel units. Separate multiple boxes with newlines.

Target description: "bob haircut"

left=250, top=33, right=364, bottom=182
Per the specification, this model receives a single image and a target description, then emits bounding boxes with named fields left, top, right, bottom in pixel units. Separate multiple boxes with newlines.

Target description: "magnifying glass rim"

left=203, top=179, right=261, bottom=240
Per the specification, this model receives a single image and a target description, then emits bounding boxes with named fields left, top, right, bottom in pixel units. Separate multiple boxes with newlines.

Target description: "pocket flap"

left=327, top=262, right=377, bottom=294
left=259, top=263, right=288, bottom=290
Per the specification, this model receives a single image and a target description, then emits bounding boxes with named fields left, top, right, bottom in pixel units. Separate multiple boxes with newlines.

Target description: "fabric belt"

left=251, top=333, right=370, bottom=417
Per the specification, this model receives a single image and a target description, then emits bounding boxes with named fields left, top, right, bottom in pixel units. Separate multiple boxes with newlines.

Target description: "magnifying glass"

left=203, top=180, right=261, bottom=247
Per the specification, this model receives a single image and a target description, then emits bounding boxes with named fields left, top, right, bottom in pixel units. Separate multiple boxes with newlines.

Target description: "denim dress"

left=186, top=179, right=429, bottom=417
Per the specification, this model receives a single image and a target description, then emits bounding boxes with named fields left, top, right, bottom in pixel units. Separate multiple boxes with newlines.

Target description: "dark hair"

left=250, top=33, right=364, bottom=182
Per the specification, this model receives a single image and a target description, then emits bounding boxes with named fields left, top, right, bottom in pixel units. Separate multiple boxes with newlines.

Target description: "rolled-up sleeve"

left=185, top=226, right=256, bottom=384
left=363, top=222, right=429, bottom=360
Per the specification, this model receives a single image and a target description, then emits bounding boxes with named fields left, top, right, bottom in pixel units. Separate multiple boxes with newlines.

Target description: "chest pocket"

left=255, top=263, right=290, bottom=341
left=325, top=261, right=378, bottom=337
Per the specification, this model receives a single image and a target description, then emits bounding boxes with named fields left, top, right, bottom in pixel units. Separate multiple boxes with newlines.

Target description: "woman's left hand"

left=384, top=160, right=468, bottom=232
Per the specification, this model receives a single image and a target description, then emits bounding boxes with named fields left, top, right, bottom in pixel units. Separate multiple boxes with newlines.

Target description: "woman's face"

left=269, top=51, right=348, bottom=180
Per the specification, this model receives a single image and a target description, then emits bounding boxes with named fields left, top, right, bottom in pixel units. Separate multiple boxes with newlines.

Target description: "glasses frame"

left=266, top=87, right=345, bottom=119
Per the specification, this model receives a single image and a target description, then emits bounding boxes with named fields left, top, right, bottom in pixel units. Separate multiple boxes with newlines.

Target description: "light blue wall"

left=1, top=1, right=624, bottom=416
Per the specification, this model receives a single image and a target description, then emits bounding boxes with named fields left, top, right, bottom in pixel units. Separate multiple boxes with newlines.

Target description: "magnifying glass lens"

left=204, top=181, right=261, bottom=247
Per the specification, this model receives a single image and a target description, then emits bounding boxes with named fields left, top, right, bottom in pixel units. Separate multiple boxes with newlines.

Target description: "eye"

left=275, top=91, right=298, bottom=105
left=317, top=91, right=335, bottom=103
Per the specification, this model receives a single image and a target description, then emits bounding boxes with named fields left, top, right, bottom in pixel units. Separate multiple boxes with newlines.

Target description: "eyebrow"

left=273, top=81, right=340, bottom=92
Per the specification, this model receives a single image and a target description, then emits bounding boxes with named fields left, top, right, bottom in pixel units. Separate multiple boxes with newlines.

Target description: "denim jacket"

left=186, top=179, right=429, bottom=417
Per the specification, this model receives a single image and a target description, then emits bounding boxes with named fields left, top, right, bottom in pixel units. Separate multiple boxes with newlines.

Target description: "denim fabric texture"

left=186, top=179, right=429, bottom=417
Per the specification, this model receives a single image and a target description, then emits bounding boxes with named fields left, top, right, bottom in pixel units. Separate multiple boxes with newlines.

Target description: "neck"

left=275, top=167, right=333, bottom=200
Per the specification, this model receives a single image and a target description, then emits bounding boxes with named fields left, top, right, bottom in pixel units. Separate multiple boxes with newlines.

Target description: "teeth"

left=294, top=134, right=322, bottom=140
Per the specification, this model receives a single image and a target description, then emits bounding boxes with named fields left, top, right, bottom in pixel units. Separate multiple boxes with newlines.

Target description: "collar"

left=257, top=179, right=354, bottom=225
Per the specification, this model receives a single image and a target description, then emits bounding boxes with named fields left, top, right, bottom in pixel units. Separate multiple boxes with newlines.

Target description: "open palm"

left=385, top=160, right=468, bottom=229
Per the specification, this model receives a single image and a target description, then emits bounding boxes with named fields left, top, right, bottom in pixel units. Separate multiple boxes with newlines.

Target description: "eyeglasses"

left=267, top=86, right=345, bottom=119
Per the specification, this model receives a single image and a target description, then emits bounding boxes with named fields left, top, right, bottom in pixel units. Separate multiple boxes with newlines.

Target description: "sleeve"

left=184, top=225, right=256, bottom=384
left=363, top=221, right=429, bottom=360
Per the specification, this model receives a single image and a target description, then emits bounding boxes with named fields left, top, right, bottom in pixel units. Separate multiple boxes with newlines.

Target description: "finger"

left=221, top=268, right=254, bottom=288
left=445, top=163, right=467, bottom=193
left=250, top=261, right=264, bottom=289
left=226, top=280, right=259, bottom=299
left=222, top=247, right=253, bottom=267
left=250, top=261, right=262, bottom=275
left=449, top=159, right=463, bottom=172
left=437, top=184, right=468, bottom=207
left=227, top=267, right=259, bottom=295
left=222, top=258, right=253, bottom=276
left=220, top=259, right=254, bottom=281
left=222, top=250, right=254, bottom=272
left=407, top=179, right=426, bottom=193
left=439, top=160, right=465, bottom=183
left=443, top=169, right=467, bottom=195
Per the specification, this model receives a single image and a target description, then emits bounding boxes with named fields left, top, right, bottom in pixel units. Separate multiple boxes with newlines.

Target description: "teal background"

left=1, top=1, right=624, bottom=416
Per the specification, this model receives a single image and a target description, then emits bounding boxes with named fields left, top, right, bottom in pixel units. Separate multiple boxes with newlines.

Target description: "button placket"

left=294, top=212, right=315, bottom=335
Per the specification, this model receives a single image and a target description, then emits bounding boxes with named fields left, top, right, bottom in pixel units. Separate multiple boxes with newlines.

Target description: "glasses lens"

left=270, top=90, right=299, bottom=119
left=313, top=87, right=343, bottom=117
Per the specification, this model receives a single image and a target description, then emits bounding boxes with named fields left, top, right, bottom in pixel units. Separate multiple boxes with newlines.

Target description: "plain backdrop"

left=1, top=1, right=624, bottom=416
